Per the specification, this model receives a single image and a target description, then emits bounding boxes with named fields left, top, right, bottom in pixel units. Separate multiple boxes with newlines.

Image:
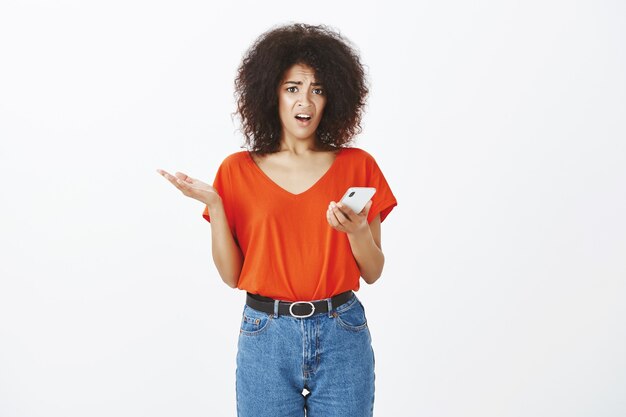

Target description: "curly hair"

left=234, top=23, right=369, bottom=154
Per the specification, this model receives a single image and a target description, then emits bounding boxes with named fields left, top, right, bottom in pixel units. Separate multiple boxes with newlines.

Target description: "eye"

left=313, top=88, right=324, bottom=95
left=286, top=86, right=298, bottom=93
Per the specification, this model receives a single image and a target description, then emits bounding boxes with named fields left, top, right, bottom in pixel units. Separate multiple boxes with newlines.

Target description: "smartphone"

left=339, top=187, right=376, bottom=214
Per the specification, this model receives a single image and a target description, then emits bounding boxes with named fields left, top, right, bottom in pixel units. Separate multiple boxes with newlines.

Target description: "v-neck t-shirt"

left=202, top=147, right=397, bottom=302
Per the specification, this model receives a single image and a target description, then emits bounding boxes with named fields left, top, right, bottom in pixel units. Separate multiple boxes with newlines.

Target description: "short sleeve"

left=365, top=154, right=398, bottom=224
left=201, top=158, right=236, bottom=236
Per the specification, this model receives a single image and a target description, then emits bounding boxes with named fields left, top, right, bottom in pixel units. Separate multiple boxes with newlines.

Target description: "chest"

left=251, top=152, right=338, bottom=195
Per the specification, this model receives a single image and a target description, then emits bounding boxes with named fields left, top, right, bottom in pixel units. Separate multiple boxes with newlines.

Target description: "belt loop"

left=327, top=297, right=333, bottom=318
left=273, top=300, right=279, bottom=318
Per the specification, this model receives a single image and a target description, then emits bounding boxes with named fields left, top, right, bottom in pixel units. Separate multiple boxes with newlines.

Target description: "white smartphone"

left=339, top=187, right=376, bottom=214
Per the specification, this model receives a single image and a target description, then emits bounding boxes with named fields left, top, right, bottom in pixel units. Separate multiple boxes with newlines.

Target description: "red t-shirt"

left=202, top=147, right=397, bottom=301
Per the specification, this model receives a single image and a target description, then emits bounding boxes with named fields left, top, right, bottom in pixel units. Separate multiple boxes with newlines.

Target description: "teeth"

left=296, top=114, right=311, bottom=119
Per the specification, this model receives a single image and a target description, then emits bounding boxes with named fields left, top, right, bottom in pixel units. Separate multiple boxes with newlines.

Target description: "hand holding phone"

left=339, top=187, right=376, bottom=214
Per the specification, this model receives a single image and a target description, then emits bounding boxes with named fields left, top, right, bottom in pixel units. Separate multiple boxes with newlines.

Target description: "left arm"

left=327, top=200, right=385, bottom=284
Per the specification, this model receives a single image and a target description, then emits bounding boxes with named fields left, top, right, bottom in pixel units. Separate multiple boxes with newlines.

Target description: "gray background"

left=1, top=0, right=625, bottom=416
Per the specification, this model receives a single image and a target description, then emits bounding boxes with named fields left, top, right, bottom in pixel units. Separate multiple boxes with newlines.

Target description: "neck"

left=278, top=133, right=319, bottom=154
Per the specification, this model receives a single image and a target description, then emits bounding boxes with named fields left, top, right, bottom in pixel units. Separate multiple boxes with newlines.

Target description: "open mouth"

left=294, top=113, right=313, bottom=127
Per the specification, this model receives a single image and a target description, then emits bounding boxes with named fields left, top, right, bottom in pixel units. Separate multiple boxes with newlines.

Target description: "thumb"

left=360, top=200, right=373, bottom=216
left=175, top=172, right=194, bottom=183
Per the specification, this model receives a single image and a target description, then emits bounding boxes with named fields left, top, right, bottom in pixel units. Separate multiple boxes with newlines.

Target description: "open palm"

left=156, top=169, right=221, bottom=206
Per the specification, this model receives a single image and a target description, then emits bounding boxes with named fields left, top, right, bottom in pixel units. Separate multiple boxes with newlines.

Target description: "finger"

left=158, top=169, right=174, bottom=180
left=328, top=203, right=341, bottom=224
left=327, top=206, right=342, bottom=229
left=160, top=171, right=186, bottom=190
left=335, top=202, right=354, bottom=221
left=161, top=171, right=181, bottom=186
left=157, top=169, right=173, bottom=179
left=179, top=173, right=197, bottom=185
left=329, top=205, right=346, bottom=227
left=331, top=203, right=350, bottom=223
left=175, top=176, right=189, bottom=188
left=360, top=200, right=373, bottom=216
left=174, top=172, right=192, bottom=183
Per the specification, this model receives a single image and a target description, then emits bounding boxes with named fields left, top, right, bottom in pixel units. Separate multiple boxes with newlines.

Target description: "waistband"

left=246, top=290, right=354, bottom=318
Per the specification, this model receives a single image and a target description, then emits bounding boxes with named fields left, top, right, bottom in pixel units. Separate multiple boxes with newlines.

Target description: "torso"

left=249, top=149, right=341, bottom=195
left=208, top=146, right=394, bottom=300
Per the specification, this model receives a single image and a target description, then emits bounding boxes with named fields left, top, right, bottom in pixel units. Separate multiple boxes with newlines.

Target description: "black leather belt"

left=246, top=290, right=353, bottom=318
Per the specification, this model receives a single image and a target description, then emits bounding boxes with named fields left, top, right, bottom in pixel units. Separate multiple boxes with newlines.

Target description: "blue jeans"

left=236, top=292, right=375, bottom=417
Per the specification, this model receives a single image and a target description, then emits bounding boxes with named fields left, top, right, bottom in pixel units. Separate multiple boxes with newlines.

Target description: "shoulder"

left=218, top=150, right=250, bottom=168
left=338, top=147, right=390, bottom=182
left=340, top=146, right=373, bottom=159
left=339, top=146, right=377, bottom=164
left=222, top=150, right=249, bottom=163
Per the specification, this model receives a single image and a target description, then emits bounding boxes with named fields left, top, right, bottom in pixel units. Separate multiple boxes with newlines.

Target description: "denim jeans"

left=235, top=292, right=375, bottom=417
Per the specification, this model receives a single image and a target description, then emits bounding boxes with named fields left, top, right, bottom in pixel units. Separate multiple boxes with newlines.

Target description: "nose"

left=297, top=91, right=312, bottom=107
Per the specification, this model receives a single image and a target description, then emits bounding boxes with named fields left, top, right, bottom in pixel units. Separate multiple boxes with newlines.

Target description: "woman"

left=157, top=23, right=397, bottom=417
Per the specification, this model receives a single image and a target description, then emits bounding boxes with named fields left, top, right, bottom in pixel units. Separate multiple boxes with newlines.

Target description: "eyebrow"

left=283, top=81, right=323, bottom=86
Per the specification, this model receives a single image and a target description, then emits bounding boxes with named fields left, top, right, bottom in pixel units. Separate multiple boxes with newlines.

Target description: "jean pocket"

left=240, top=305, right=272, bottom=336
left=334, top=296, right=368, bottom=332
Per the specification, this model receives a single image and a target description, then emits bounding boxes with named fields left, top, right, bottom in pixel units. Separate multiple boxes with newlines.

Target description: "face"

left=277, top=63, right=327, bottom=144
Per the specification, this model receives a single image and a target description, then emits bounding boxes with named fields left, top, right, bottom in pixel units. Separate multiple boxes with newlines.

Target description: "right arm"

left=205, top=199, right=243, bottom=288
left=157, top=168, right=243, bottom=288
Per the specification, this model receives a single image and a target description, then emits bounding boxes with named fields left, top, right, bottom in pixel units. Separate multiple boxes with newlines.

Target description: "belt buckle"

left=289, top=301, right=315, bottom=318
